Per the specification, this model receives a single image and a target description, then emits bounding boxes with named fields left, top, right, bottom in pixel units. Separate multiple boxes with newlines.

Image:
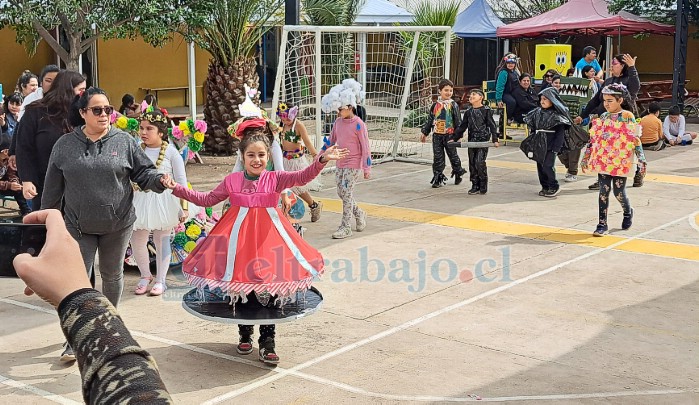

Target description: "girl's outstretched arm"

left=164, top=175, right=230, bottom=207
left=275, top=146, right=348, bottom=191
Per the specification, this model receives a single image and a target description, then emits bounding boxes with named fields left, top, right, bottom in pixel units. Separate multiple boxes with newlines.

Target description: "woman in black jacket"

left=511, top=73, right=539, bottom=123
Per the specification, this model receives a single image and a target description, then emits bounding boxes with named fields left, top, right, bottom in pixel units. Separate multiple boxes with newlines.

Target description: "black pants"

left=598, top=174, right=631, bottom=226
left=558, top=149, right=582, bottom=175
left=239, top=325, right=276, bottom=343
left=468, top=148, right=489, bottom=188
left=536, top=151, right=559, bottom=191
left=502, top=93, right=516, bottom=121
left=432, top=134, right=463, bottom=176
left=0, top=189, right=30, bottom=215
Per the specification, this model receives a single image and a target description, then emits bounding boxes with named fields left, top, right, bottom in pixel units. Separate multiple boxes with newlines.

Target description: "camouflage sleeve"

left=58, top=288, right=172, bottom=404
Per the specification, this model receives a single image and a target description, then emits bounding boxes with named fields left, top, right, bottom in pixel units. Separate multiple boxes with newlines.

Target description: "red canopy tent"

left=496, top=0, right=674, bottom=38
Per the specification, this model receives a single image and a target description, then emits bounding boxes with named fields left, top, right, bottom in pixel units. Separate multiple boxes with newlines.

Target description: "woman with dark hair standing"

left=13, top=70, right=87, bottom=207
left=42, top=87, right=166, bottom=361
left=16, top=70, right=39, bottom=97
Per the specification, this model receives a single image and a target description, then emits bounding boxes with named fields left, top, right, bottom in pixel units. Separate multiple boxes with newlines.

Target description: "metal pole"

left=285, top=0, right=299, bottom=25
left=315, top=27, right=323, bottom=152
left=187, top=41, right=197, bottom=119
left=444, top=28, right=451, bottom=80
left=605, top=36, right=613, bottom=78
left=359, top=32, right=367, bottom=88
left=392, top=31, right=421, bottom=158
left=672, top=0, right=689, bottom=109
left=271, top=28, right=289, bottom=115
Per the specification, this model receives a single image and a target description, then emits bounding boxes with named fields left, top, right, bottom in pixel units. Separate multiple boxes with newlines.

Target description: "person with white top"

left=663, top=105, right=697, bottom=146
left=18, top=65, right=60, bottom=120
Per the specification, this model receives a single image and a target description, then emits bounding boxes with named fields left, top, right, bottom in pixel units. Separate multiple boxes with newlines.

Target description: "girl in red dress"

left=161, top=118, right=347, bottom=364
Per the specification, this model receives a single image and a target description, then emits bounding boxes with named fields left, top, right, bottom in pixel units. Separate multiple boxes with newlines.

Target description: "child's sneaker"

left=544, top=188, right=560, bottom=198
left=430, top=173, right=447, bottom=188
left=593, top=224, right=608, bottom=237
left=622, top=208, right=634, bottom=230
left=564, top=174, right=577, bottom=182
left=538, top=189, right=546, bottom=196
left=451, top=168, right=466, bottom=185
left=468, top=184, right=480, bottom=195
left=356, top=211, right=367, bottom=232
left=310, top=201, right=323, bottom=222
left=258, top=337, right=279, bottom=365
left=237, top=335, right=253, bottom=355
left=588, top=181, right=600, bottom=190
left=332, top=227, right=352, bottom=239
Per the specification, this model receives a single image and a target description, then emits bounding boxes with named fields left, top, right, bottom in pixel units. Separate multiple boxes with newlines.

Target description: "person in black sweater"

left=453, top=89, right=499, bottom=195
left=524, top=87, right=571, bottom=198
left=12, top=70, right=86, bottom=207
left=13, top=209, right=172, bottom=404
left=511, top=73, right=539, bottom=124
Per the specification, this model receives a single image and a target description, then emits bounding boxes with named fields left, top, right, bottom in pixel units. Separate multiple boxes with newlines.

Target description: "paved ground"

left=1, top=129, right=698, bottom=404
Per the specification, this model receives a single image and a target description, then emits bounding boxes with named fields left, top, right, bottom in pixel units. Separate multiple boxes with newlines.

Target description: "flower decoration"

left=172, top=118, right=207, bottom=154
left=205, top=207, right=213, bottom=217
left=184, top=241, right=197, bottom=253
left=173, top=232, right=188, bottom=248
left=185, top=223, right=202, bottom=239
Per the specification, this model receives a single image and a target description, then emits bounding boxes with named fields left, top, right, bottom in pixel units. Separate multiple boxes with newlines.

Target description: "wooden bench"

left=140, top=86, right=202, bottom=106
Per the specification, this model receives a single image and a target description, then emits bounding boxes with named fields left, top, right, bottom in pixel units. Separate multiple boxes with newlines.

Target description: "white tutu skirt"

left=283, top=155, right=322, bottom=193
left=133, top=189, right=181, bottom=231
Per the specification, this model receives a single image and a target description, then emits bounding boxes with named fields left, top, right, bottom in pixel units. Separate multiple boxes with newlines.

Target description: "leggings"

left=66, top=225, right=133, bottom=307
left=131, top=229, right=173, bottom=284
left=598, top=174, right=631, bottom=226
left=238, top=325, right=276, bottom=342
left=336, top=168, right=364, bottom=229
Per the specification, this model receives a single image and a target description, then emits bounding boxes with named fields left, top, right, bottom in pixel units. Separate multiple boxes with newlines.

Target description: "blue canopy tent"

left=453, top=0, right=505, bottom=38
left=452, top=0, right=506, bottom=85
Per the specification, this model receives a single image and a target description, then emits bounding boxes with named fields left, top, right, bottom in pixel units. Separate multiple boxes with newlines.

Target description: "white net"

left=273, top=26, right=451, bottom=164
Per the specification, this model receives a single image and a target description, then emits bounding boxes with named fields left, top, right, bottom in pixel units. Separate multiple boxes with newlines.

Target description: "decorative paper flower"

left=171, top=126, right=184, bottom=140
left=205, top=207, right=213, bottom=217
left=179, top=121, right=191, bottom=134
left=185, top=224, right=202, bottom=239
left=173, top=232, right=188, bottom=248
left=127, top=118, right=139, bottom=132
left=184, top=241, right=197, bottom=253
left=188, top=138, right=202, bottom=152
left=194, top=120, right=207, bottom=133
left=193, top=131, right=205, bottom=143
left=161, top=108, right=169, bottom=116
left=116, top=116, right=128, bottom=129
left=174, top=223, right=185, bottom=233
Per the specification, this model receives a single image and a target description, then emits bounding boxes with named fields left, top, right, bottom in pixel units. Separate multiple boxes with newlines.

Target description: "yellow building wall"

left=0, top=27, right=55, bottom=96
left=96, top=35, right=211, bottom=108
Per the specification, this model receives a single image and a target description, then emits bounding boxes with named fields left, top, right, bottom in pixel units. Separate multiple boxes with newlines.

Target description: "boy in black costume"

left=421, top=79, right=467, bottom=188
left=453, top=89, right=499, bottom=195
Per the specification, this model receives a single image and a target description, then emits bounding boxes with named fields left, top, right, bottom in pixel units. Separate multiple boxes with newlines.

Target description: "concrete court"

left=1, top=134, right=698, bottom=404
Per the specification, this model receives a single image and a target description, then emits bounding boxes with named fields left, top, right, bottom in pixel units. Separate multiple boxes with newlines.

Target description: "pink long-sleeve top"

left=330, top=115, right=371, bottom=174
left=172, top=157, right=326, bottom=208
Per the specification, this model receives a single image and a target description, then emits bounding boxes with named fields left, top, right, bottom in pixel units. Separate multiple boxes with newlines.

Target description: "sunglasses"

left=84, top=106, right=114, bottom=116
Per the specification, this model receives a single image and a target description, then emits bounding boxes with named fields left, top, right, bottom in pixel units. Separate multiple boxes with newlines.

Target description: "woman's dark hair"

left=69, top=87, right=108, bottom=127
left=3, top=92, right=24, bottom=113
left=144, top=94, right=158, bottom=108
left=566, top=68, right=575, bottom=77
left=519, top=73, right=532, bottom=82
left=30, top=70, right=86, bottom=129
left=16, top=70, right=38, bottom=93
left=551, top=74, right=562, bottom=83
left=581, top=65, right=596, bottom=77
left=119, top=93, right=135, bottom=114
left=39, top=65, right=60, bottom=83
left=544, top=69, right=558, bottom=79
left=238, top=132, right=272, bottom=157
left=613, top=54, right=629, bottom=76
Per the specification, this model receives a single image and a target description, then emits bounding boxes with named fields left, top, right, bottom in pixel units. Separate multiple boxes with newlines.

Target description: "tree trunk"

left=203, top=58, right=260, bottom=155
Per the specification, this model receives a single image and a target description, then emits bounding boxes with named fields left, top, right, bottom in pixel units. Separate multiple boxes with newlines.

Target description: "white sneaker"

left=356, top=211, right=367, bottom=232
left=564, top=174, right=578, bottom=182
left=331, top=227, right=352, bottom=239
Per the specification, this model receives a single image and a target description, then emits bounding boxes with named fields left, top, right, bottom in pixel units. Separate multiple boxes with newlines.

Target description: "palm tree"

left=302, top=0, right=366, bottom=89
left=400, top=0, right=459, bottom=106
left=194, top=0, right=283, bottom=154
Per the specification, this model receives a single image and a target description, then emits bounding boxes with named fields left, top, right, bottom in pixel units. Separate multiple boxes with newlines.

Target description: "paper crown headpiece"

left=276, top=102, right=299, bottom=121
left=239, top=84, right=262, bottom=118
left=139, top=108, right=169, bottom=124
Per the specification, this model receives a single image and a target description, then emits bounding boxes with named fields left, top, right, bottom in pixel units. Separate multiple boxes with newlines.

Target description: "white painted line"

left=203, top=212, right=694, bottom=403
left=0, top=374, right=81, bottom=405
left=2, top=294, right=693, bottom=403
left=489, top=149, right=522, bottom=157
left=689, top=210, right=699, bottom=233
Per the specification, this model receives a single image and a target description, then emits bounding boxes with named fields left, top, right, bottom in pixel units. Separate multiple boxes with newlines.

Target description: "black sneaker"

left=60, top=343, right=76, bottom=362
left=544, top=188, right=560, bottom=198
left=237, top=335, right=253, bottom=355
left=588, top=181, right=600, bottom=190
left=593, top=224, right=608, bottom=237
left=468, top=185, right=480, bottom=195
left=622, top=208, right=634, bottom=230
left=258, top=337, right=279, bottom=365
left=538, top=189, right=546, bottom=197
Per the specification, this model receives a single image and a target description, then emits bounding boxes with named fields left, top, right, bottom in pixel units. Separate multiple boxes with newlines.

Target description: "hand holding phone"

left=11, top=210, right=91, bottom=307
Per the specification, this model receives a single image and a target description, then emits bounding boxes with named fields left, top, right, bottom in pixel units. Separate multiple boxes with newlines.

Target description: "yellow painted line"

left=488, top=160, right=699, bottom=186
left=319, top=199, right=699, bottom=262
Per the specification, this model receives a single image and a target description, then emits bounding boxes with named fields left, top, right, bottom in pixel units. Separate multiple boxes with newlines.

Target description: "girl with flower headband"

left=160, top=123, right=349, bottom=364
left=581, top=83, right=647, bottom=236
left=130, top=108, right=190, bottom=296
left=277, top=102, right=323, bottom=222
